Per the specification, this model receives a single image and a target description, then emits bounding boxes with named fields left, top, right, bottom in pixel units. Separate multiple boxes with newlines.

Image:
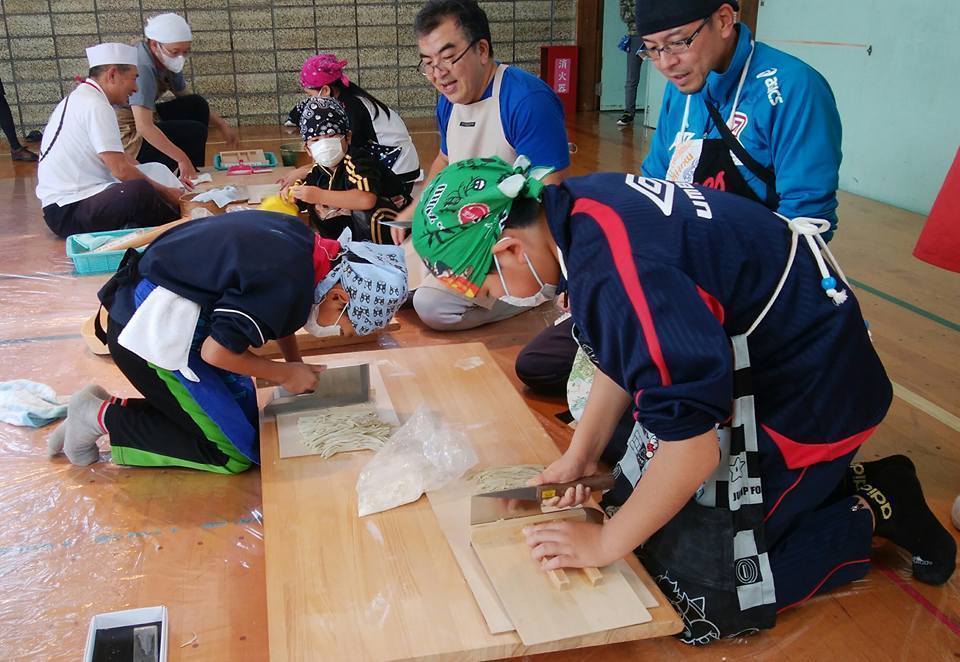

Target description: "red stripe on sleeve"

left=572, top=198, right=671, bottom=386
left=696, top=285, right=725, bottom=324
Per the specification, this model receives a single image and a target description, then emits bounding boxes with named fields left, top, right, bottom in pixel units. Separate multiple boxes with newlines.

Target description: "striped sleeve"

left=343, top=152, right=380, bottom=195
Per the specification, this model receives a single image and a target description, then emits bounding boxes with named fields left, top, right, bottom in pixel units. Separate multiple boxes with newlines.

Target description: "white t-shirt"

left=359, top=97, right=420, bottom=176
left=36, top=80, right=124, bottom=208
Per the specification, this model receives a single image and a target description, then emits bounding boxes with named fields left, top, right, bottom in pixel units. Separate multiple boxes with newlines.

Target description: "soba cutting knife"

left=470, top=473, right=615, bottom=525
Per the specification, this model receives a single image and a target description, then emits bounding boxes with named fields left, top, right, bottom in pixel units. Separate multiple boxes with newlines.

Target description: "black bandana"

left=634, top=0, right=739, bottom=36
left=299, top=96, right=351, bottom=140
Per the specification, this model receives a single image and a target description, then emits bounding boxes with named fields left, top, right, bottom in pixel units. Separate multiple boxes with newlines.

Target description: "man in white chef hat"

left=35, top=43, right=182, bottom=239
left=115, top=13, right=239, bottom=186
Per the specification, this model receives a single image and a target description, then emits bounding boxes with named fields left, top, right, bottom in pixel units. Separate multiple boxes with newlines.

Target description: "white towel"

left=118, top=285, right=201, bottom=382
left=136, top=162, right=185, bottom=190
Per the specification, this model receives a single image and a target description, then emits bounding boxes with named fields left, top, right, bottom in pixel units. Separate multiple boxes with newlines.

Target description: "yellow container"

left=259, top=194, right=300, bottom=216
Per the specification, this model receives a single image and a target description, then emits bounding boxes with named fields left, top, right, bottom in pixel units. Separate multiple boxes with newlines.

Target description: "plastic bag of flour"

left=356, top=406, right=477, bottom=517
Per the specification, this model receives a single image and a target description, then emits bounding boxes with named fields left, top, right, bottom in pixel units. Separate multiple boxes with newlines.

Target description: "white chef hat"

left=144, top=13, right=193, bottom=43
left=86, top=43, right=139, bottom=68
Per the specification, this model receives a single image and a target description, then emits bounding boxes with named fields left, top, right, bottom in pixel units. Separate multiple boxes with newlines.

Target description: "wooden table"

left=258, top=343, right=682, bottom=661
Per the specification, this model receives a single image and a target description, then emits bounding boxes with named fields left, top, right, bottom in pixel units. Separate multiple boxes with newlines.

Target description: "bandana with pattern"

left=300, top=53, right=350, bottom=90
left=411, top=156, right=552, bottom=298
left=299, top=96, right=350, bottom=141
left=314, top=229, right=408, bottom=336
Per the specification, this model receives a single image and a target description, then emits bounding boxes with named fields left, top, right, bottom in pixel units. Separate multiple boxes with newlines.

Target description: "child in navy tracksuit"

left=411, top=157, right=956, bottom=644
left=48, top=211, right=407, bottom=473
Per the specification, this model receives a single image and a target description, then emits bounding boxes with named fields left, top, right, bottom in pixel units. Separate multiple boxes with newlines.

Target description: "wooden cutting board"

left=470, top=508, right=653, bottom=646
left=427, top=481, right=660, bottom=636
left=259, top=344, right=682, bottom=661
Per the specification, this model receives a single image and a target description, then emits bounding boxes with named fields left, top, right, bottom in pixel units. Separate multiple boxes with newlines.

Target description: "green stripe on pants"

left=109, top=363, right=252, bottom=474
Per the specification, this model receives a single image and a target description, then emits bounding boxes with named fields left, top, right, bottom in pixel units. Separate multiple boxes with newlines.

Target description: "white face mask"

left=309, top=137, right=346, bottom=168
left=157, top=45, right=185, bottom=73
left=303, top=301, right=346, bottom=337
left=493, top=239, right=556, bottom=308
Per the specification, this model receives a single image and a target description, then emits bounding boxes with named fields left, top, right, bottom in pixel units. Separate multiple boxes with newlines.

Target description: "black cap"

left=635, top=0, right=739, bottom=37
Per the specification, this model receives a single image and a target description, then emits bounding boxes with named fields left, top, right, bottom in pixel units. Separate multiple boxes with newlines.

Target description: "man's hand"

left=523, top=520, right=614, bottom=569
left=160, top=184, right=182, bottom=207
left=177, top=159, right=199, bottom=184
left=221, top=124, right=240, bottom=150
left=281, top=362, right=326, bottom=394
left=288, top=185, right=325, bottom=205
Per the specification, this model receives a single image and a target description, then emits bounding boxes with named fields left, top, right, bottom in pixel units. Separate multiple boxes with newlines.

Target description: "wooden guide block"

left=547, top=568, right=570, bottom=590
left=469, top=508, right=652, bottom=646
left=582, top=566, right=604, bottom=586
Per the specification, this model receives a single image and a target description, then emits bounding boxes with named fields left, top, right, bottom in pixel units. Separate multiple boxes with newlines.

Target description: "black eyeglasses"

left=416, top=39, right=480, bottom=77
left=637, top=16, right=711, bottom=61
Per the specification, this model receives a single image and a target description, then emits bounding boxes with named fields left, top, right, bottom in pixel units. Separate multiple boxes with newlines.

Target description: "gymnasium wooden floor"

left=0, top=113, right=956, bottom=660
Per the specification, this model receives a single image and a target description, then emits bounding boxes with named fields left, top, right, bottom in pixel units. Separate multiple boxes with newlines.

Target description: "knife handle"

left=540, top=474, right=615, bottom=500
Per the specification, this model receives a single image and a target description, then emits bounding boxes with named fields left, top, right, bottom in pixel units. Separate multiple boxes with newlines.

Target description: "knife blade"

left=474, top=473, right=615, bottom=502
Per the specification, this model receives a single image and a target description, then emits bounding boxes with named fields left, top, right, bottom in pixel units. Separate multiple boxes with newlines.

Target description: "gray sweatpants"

left=412, top=281, right=529, bottom=331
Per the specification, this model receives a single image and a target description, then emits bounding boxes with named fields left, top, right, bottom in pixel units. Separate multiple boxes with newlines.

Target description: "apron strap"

left=704, top=100, right=779, bottom=210
left=38, top=93, right=71, bottom=163
left=93, top=305, right=109, bottom=344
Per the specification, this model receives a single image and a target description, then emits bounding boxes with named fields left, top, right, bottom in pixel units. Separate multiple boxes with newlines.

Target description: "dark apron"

left=692, top=100, right=780, bottom=210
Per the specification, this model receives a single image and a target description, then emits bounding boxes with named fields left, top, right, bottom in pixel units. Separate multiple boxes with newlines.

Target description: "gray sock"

left=48, top=385, right=109, bottom=458
left=47, top=421, right=67, bottom=456
left=64, top=384, right=109, bottom=466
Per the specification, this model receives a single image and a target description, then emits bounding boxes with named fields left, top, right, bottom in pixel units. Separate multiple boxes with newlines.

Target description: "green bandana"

left=411, top=156, right=552, bottom=298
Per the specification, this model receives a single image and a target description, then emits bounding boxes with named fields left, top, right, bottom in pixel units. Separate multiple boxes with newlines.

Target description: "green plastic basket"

left=66, top=228, right=151, bottom=275
left=213, top=151, right=279, bottom=170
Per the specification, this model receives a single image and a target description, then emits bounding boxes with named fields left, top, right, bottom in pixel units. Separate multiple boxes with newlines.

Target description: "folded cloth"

left=191, top=186, right=244, bottom=208
left=0, top=380, right=69, bottom=427
left=73, top=233, right=115, bottom=251
left=118, top=285, right=202, bottom=382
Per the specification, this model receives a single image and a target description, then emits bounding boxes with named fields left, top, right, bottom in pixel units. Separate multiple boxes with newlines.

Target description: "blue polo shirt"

left=436, top=65, right=570, bottom=171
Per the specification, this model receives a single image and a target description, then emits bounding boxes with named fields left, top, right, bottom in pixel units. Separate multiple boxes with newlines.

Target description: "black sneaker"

left=24, top=130, right=43, bottom=143
left=616, top=113, right=634, bottom=126
left=11, top=146, right=38, bottom=162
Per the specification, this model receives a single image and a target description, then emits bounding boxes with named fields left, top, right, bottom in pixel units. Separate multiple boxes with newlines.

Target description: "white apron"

left=446, top=64, right=517, bottom=164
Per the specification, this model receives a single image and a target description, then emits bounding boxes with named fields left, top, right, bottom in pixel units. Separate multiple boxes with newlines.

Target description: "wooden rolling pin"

left=91, top=216, right=193, bottom=253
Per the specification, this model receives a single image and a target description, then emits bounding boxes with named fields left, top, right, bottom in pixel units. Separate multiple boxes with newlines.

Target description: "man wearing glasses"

left=401, top=0, right=570, bottom=331
left=639, top=0, right=842, bottom=236
left=515, top=0, right=844, bottom=446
